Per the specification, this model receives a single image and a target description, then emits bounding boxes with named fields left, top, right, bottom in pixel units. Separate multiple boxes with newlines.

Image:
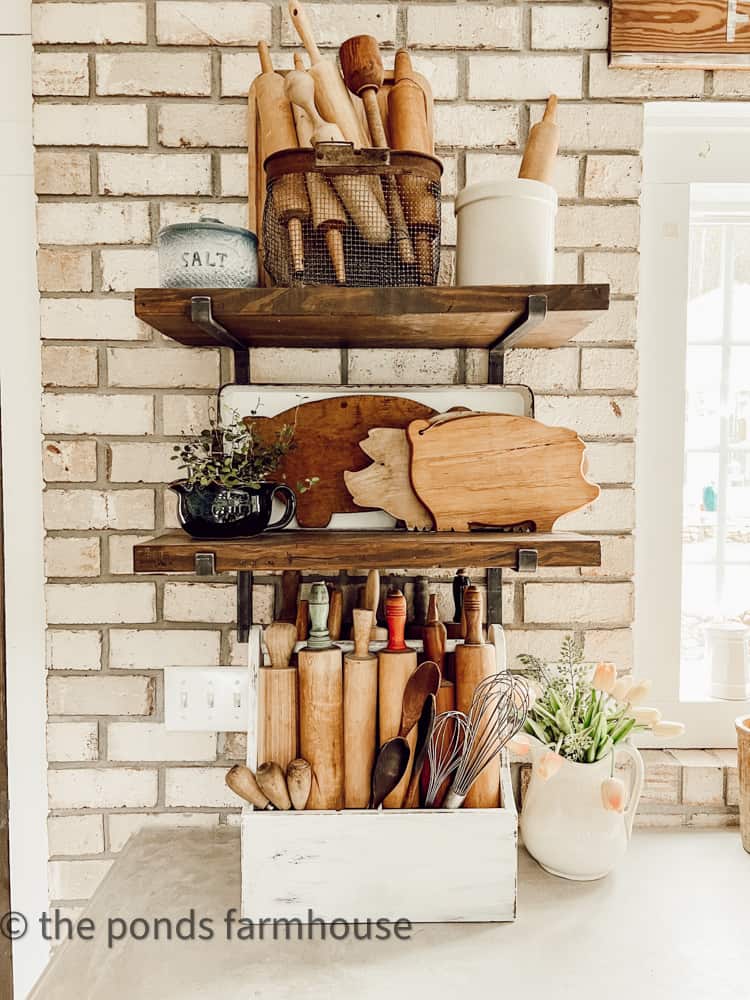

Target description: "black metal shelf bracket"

left=488, top=293, right=548, bottom=384
left=194, top=551, right=252, bottom=643
left=191, top=295, right=250, bottom=385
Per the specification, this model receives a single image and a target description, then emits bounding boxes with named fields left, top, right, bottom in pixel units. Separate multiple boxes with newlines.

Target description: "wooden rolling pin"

left=327, top=587, right=343, bottom=642
left=455, top=586, right=500, bottom=808
left=285, top=68, right=391, bottom=246
left=287, top=758, right=312, bottom=810
left=285, top=53, right=347, bottom=284
left=519, top=94, right=559, bottom=186
left=298, top=582, right=344, bottom=810
left=256, top=761, right=292, bottom=810
left=258, top=622, right=298, bottom=770
left=423, top=593, right=454, bottom=710
left=378, top=589, right=418, bottom=808
left=365, top=569, right=388, bottom=641
left=296, top=597, right=309, bottom=642
left=255, top=42, right=310, bottom=277
left=225, top=765, right=273, bottom=810
left=388, top=48, right=438, bottom=282
left=344, top=608, right=378, bottom=808
left=339, top=35, right=415, bottom=266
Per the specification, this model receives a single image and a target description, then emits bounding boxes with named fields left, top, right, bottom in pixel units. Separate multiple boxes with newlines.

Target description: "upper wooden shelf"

left=133, top=530, right=601, bottom=574
left=134, top=284, right=609, bottom=352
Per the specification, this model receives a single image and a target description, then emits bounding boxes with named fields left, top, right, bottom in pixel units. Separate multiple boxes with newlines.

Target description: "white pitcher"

left=520, top=738, right=644, bottom=881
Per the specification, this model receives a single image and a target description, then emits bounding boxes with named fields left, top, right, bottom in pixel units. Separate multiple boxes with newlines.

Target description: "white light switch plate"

left=164, top=667, right=248, bottom=732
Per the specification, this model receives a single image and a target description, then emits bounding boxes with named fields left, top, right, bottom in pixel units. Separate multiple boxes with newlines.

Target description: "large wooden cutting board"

left=344, top=428, right=433, bottom=531
left=407, top=413, right=599, bottom=532
left=249, top=396, right=434, bottom=528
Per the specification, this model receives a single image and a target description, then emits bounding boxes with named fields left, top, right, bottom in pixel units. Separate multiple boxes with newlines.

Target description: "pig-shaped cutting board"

left=407, top=412, right=599, bottom=532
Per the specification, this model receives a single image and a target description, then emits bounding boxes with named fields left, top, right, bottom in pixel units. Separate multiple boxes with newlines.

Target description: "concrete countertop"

left=31, top=827, right=748, bottom=1000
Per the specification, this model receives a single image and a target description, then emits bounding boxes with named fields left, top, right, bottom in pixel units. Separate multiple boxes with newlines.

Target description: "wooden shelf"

left=134, top=284, right=609, bottom=352
left=133, top=530, right=601, bottom=574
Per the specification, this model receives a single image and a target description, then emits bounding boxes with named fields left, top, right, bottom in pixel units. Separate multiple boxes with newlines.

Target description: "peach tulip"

left=510, top=734, right=532, bottom=756
left=624, top=679, right=652, bottom=705
left=632, top=706, right=662, bottom=726
left=611, top=677, right=631, bottom=702
left=652, top=720, right=685, bottom=737
left=592, top=662, right=617, bottom=694
left=601, top=777, right=626, bottom=812
left=536, top=751, right=564, bottom=781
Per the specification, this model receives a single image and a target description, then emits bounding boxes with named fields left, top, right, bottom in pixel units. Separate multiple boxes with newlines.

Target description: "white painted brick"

left=532, top=5, right=609, bottom=49
left=555, top=252, right=580, bottom=283
left=574, top=300, right=638, bottom=345
left=407, top=54, right=459, bottom=101
left=583, top=252, right=639, bottom=295
left=439, top=155, right=458, bottom=197
left=535, top=395, right=637, bottom=438
left=42, top=345, right=98, bottom=388
left=165, top=767, right=239, bottom=808
left=530, top=102, right=643, bottom=151
left=247, top=349, right=341, bottom=384
left=465, top=152, right=579, bottom=199
left=686, top=812, right=738, bottom=828
left=469, top=54, right=583, bottom=100
left=47, top=630, right=102, bottom=671
left=48, top=859, right=113, bottom=899
left=435, top=104, right=519, bottom=149
left=683, top=765, right=724, bottom=806
left=158, top=104, right=246, bottom=148
left=108, top=442, right=178, bottom=483
left=47, top=722, right=99, bottom=763
left=584, top=442, right=635, bottom=484
left=581, top=535, right=635, bottom=579
left=219, top=153, right=248, bottom=197
left=558, top=205, right=639, bottom=250
left=34, top=104, right=148, bottom=147
left=639, top=750, right=680, bottom=803
left=48, top=768, right=158, bottom=810
left=581, top=347, right=638, bottom=391
left=505, top=629, right=570, bottom=666
left=108, top=724, right=217, bottom=762
left=33, top=3, right=147, bottom=44
left=107, top=347, right=219, bottom=388
left=100, top=249, right=158, bottom=292
left=162, top=394, right=213, bottom=436
left=158, top=201, right=247, bottom=229
left=45, top=537, right=101, bottom=578
left=108, top=534, right=152, bottom=575
left=33, top=52, right=89, bottom=96
left=41, top=299, right=149, bottom=342
left=99, top=153, right=212, bottom=196
left=96, top=52, right=211, bottom=96
left=281, top=4, right=397, bottom=46
left=220, top=50, right=294, bottom=96
left=48, top=675, right=155, bottom=716
left=584, top=155, right=642, bottom=200
left=589, top=53, right=704, bottom=99
left=634, top=812, right=684, bottom=829
left=441, top=199, right=457, bottom=246
left=42, top=395, right=154, bottom=436
left=35, top=151, right=91, bottom=196
left=48, top=815, right=104, bottom=856
left=407, top=5, right=522, bottom=49
left=348, top=349, right=459, bottom=384
left=557, top=487, right=635, bottom=533
left=109, top=628, right=221, bottom=668
left=713, top=70, right=750, bottom=97
left=43, top=441, right=98, bottom=484
left=582, top=627, right=633, bottom=668
left=503, top=348, right=578, bottom=392
left=219, top=731, right=247, bottom=758
left=108, top=812, right=219, bottom=853
left=38, top=249, right=93, bottom=294
left=46, top=583, right=156, bottom=625
left=163, top=582, right=236, bottom=624
left=37, top=202, right=151, bottom=246
left=157, top=2, right=271, bottom=44
left=524, top=582, right=633, bottom=625
left=44, top=489, right=154, bottom=531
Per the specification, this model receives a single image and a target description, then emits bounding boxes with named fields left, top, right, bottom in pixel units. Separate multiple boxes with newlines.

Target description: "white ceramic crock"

left=520, top=737, right=644, bottom=881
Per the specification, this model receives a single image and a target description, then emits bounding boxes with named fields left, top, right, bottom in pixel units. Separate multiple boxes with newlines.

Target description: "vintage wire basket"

left=262, top=145, right=442, bottom=288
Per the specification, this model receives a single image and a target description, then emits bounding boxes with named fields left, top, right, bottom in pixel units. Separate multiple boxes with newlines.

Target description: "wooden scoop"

left=225, top=765, right=274, bottom=810
left=256, top=761, right=292, bottom=810
left=370, top=738, right=410, bottom=809
left=286, top=758, right=312, bottom=810
left=519, top=94, right=559, bottom=186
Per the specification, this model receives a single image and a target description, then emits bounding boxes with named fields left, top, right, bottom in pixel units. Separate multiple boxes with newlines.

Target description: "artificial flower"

left=509, top=734, right=532, bottom=756
left=592, top=661, right=617, bottom=694
left=632, top=706, right=662, bottom=726
left=601, top=777, right=626, bottom=812
left=611, top=677, right=632, bottom=702
left=652, top=720, right=685, bottom=737
left=536, top=750, right=564, bottom=781
left=624, top=679, right=652, bottom=705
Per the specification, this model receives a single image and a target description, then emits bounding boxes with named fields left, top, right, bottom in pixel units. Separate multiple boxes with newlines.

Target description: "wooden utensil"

left=519, top=94, right=559, bottom=186
left=344, top=427, right=433, bottom=531
left=370, top=738, right=410, bottom=809
left=378, top=589, right=417, bottom=808
left=295, top=598, right=309, bottom=642
left=407, top=412, right=600, bottom=532
left=278, top=570, right=301, bottom=624
left=364, top=568, right=388, bottom=641
left=298, top=582, right=344, bottom=810
left=286, top=53, right=348, bottom=284
left=414, top=576, right=430, bottom=627
left=454, top=586, right=499, bottom=808
left=436, top=679, right=455, bottom=714
left=256, top=761, right=293, bottom=810
left=327, top=588, right=343, bottom=641
left=339, top=35, right=415, bottom=266
left=423, top=593, right=448, bottom=679
left=225, top=765, right=273, bottom=810
left=344, top=608, right=377, bottom=808
left=256, top=42, right=310, bottom=277
left=286, top=758, right=313, bottom=810
left=388, top=48, right=438, bottom=282
left=403, top=692, right=436, bottom=809
left=259, top=622, right=299, bottom=770
left=452, top=570, right=470, bottom=640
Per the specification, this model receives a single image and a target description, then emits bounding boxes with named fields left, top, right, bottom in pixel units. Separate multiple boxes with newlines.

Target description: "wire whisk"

left=443, top=672, right=530, bottom=809
left=424, top=710, right=470, bottom=808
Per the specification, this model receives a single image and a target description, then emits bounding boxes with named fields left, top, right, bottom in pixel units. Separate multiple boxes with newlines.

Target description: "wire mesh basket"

left=262, top=145, right=442, bottom=288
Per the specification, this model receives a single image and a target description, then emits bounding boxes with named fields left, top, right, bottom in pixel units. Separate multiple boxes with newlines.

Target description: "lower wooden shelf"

left=132, top=530, right=601, bottom=574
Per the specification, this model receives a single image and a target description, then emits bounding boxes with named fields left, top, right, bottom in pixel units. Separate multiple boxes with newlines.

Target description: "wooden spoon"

left=400, top=660, right=441, bottom=735
left=370, top=738, right=410, bottom=809
left=402, top=693, right=436, bottom=809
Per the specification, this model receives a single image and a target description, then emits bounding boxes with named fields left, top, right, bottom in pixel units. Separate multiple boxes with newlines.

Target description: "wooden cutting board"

left=407, top=413, right=599, bottom=532
left=249, top=396, right=434, bottom=528
left=344, top=428, right=433, bottom=531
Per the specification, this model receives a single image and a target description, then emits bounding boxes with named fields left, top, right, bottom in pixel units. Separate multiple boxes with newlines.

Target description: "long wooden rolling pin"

left=378, top=589, right=418, bottom=808
left=344, top=608, right=377, bottom=808
left=423, top=594, right=454, bottom=712
left=455, top=586, right=500, bottom=808
left=255, top=42, right=310, bottom=277
left=298, top=582, right=344, bottom=810
left=388, top=48, right=439, bottom=283
left=258, top=622, right=298, bottom=770
left=519, top=94, right=559, bottom=186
